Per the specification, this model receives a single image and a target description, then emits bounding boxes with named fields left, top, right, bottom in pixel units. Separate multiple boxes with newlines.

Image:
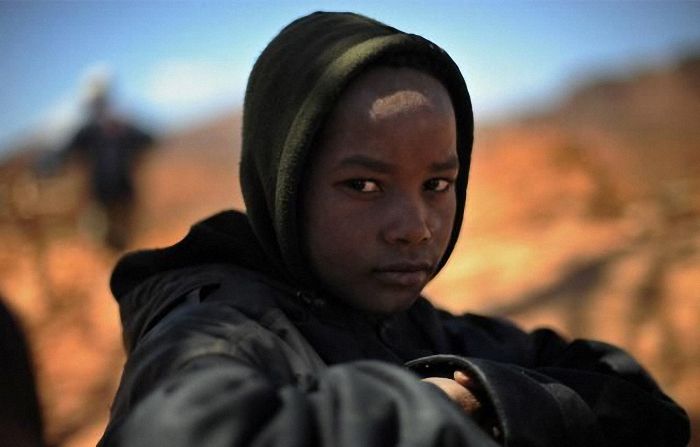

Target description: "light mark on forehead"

left=369, top=90, right=432, bottom=121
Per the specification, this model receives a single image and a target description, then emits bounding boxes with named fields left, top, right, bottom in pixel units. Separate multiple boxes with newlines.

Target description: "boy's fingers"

left=453, top=370, right=472, bottom=387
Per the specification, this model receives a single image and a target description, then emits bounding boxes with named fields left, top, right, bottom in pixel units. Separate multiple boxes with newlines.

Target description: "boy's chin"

left=342, top=288, right=423, bottom=315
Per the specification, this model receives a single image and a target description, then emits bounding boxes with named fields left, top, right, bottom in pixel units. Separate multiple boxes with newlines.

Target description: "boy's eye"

left=345, top=179, right=381, bottom=193
left=424, top=178, right=453, bottom=192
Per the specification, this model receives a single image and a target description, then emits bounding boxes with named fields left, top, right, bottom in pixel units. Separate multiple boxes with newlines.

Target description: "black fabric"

left=103, top=264, right=500, bottom=446
left=101, top=262, right=690, bottom=446
left=110, top=210, right=275, bottom=299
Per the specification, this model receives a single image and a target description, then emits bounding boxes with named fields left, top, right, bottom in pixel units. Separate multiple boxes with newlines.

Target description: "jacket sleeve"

left=409, top=313, right=690, bottom=447
left=109, top=357, right=501, bottom=447
left=100, top=300, right=500, bottom=447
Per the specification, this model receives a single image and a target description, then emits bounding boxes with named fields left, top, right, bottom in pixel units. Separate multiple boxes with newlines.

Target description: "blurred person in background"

left=38, top=71, right=155, bottom=250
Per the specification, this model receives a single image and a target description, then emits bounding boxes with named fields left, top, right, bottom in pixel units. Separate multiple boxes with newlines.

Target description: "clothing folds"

left=100, top=212, right=689, bottom=446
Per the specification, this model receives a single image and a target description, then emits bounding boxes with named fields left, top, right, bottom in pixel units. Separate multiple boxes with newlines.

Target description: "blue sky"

left=2, top=1, right=700, bottom=153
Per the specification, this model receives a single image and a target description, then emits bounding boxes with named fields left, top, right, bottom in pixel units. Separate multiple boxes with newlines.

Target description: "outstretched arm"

left=99, top=283, right=500, bottom=447
left=102, top=354, right=498, bottom=447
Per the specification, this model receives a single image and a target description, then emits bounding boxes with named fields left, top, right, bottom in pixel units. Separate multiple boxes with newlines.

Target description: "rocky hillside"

left=540, top=52, right=700, bottom=197
left=0, top=54, right=698, bottom=446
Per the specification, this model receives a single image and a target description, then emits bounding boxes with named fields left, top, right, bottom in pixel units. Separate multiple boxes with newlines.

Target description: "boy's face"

left=302, top=67, right=458, bottom=314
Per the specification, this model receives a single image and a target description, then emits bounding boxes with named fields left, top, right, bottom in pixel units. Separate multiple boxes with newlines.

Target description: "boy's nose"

left=383, top=197, right=432, bottom=245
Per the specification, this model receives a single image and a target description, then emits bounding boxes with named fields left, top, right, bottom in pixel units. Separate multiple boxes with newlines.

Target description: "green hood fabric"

left=111, top=11, right=473, bottom=299
left=241, top=11, right=473, bottom=287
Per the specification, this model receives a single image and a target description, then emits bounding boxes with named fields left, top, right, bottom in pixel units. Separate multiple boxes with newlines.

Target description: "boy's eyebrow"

left=430, top=155, right=459, bottom=172
left=336, top=154, right=459, bottom=173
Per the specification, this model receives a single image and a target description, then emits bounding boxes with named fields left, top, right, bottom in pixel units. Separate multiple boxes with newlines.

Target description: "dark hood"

left=110, top=211, right=273, bottom=299
left=240, top=11, right=473, bottom=287
left=111, top=11, right=473, bottom=299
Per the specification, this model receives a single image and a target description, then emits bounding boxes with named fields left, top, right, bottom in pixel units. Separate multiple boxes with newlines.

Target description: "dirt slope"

left=0, top=55, right=698, bottom=446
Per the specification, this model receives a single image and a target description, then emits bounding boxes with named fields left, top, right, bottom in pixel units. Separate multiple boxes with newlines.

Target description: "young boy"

left=98, top=12, right=689, bottom=446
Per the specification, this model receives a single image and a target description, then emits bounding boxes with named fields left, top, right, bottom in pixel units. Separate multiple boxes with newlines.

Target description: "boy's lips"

left=372, top=261, right=433, bottom=287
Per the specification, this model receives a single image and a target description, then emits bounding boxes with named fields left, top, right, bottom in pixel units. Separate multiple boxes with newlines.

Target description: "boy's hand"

left=422, top=370, right=482, bottom=415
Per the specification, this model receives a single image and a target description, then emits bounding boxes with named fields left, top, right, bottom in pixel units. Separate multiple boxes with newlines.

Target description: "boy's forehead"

left=312, top=66, right=457, bottom=169
left=333, top=67, right=454, bottom=123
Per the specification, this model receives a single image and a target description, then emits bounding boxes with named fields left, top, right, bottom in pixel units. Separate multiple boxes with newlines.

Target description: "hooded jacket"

left=99, top=12, right=689, bottom=447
